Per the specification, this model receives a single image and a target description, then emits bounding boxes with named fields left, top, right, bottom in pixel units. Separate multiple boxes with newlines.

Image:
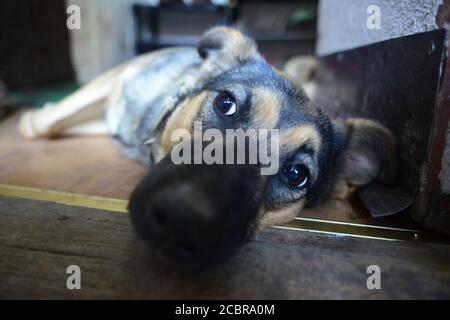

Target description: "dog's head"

left=129, top=27, right=396, bottom=270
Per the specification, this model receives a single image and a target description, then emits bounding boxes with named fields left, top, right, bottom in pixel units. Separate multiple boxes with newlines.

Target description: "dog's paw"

left=18, top=103, right=55, bottom=139
left=19, top=110, right=39, bottom=138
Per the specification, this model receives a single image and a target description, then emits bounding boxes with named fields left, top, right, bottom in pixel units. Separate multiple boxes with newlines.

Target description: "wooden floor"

left=0, top=113, right=146, bottom=199
left=1, top=195, right=449, bottom=299
left=0, top=113, right=419, bottom=229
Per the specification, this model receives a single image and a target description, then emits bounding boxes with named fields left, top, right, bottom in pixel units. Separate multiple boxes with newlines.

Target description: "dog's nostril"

left=174, top=240, right=196, bottom=258
left=153, top=208, right=167, bottom=227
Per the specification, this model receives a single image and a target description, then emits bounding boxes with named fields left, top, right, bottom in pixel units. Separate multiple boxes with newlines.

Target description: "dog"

left=19, top=27, right=396, bottom=270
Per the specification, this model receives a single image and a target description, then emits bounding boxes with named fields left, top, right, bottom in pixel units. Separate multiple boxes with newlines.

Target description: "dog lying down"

left=19, top=27, right=396, bottom=270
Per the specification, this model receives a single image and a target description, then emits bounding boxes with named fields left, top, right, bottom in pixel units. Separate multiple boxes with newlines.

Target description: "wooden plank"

left=0, top=184, right=437, bottom=243
left=0, top=184, right=128, bottom=212
left=0, top=195, right=449, bottom=299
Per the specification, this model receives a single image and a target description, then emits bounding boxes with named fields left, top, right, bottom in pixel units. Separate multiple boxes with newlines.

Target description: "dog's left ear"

left=197, top=27, right=262, bottom=71
left=334, top=118, right=397, bottom=189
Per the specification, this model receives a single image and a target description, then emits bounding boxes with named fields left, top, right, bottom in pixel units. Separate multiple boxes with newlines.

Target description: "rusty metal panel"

left=311, top=29, right=446, bottom=218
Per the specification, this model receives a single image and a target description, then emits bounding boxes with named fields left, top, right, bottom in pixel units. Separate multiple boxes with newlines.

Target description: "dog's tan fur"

left=251, top=87, right=280, bottom=129
left=160, top=91, right=208, bottom=158
left=280, top=125, right=322, bottom=155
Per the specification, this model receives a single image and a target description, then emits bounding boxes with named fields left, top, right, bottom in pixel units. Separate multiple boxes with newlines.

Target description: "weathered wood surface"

left=0, top=195, right=449, bottom=299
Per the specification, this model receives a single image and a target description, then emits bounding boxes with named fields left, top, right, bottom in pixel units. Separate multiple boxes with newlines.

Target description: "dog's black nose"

left=128, top=157, right=262, bottom=271
left=143, top=184, right=224, bottom=262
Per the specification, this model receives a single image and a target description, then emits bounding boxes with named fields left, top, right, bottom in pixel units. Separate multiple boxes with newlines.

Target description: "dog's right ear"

left=333, top=118, right=397, bottom=191
left=197, top=27, right=262, bottom=71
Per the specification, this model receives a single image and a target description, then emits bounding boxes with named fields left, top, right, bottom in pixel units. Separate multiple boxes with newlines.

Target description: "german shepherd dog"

left=19, top=27, right=395, bottom=270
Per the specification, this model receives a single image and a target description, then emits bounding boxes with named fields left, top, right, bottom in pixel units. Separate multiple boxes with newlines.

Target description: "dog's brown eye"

left=214, top=92, right=237, bottom=116
left=283, top=164, right=309, bottom=189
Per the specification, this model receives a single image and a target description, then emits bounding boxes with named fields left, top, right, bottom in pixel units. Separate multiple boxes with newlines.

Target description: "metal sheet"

left=311, top=29, right=446, bottom=217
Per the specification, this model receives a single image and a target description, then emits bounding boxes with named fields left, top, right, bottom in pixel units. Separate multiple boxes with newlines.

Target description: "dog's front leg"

left=18, top=63, right=127, bottom=139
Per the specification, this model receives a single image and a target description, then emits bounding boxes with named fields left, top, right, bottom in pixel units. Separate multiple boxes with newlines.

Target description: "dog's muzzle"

left=128, top=149, right=263, bottom=271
